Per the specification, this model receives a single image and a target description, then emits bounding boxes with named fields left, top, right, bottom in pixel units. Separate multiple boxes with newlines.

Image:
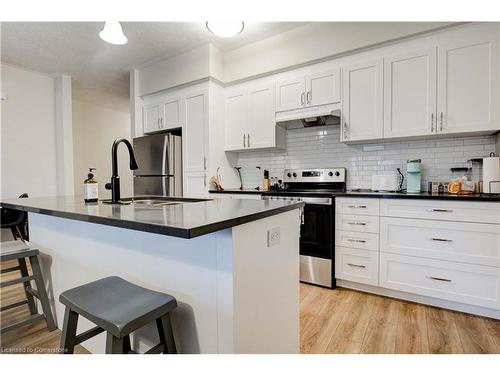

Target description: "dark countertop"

left=0, top=196, right=304, bottom=239
left=210, top=189, right=500, bottom=202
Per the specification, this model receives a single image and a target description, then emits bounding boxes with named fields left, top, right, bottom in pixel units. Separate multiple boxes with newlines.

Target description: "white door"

left=275, top=77, right=306, bottom=112
left=384, top=47, right=437, bottom=138
left=143, top=104, right=161, bottom=134
left=306, top=68, right=341, bottom=107
left=225, top=91, right=247, bottom=151
left=246, top=84, right=275, bottom=150
left=437, top=39, right=497, bottom=134
left=342, top=59, right=384, bottom=142
left=162, top=97, right=183, bottom=130
left=184, top=172, right=207, bottom=198
left=184, top=91, right=208, bottom=173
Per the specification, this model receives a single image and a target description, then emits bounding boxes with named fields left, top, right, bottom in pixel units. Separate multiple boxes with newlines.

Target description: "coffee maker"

left=406, top=159, right=422, bottom=193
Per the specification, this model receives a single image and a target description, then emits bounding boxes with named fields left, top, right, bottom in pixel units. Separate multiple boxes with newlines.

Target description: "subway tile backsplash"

left=235, top=125, right=496, bottom=190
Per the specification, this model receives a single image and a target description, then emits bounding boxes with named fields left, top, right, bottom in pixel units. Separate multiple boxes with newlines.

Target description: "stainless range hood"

left=275, top=103, right=341, bottom=129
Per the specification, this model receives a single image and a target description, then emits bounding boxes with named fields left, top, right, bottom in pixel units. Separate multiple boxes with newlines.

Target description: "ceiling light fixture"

left=206, top=21, right=244, bottom=38
left=99, top=22, right=128, bottom=45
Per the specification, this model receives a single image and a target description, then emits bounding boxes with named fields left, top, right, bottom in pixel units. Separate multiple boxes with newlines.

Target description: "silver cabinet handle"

left=204, top=173, right=207, bottom=187
left=243, top=134, right=246, bottom=148
left=431, top=113, right=435, bottom=132
left=306, top=90, right=311, bottom=104
left=440, top=112, right=443, bottom=131
left=204, top=157, right=207, bottom=171
left=428, top=208, right=453, bottom=213
left=300, top=91, right=305, bottom=106
left=343, top=122, right=348, bottom=141
left=247, top=133, right=250, bottom=148
left=157, top=118, right=161, bottom=129
left=347, top=263, right=366, bottom=269
left=426, top=276, right=452, bottom=282
left=347, top=222, right=367, bottom=226
left=347, top=205, right=367, bottom=209
left=347, top=238, right=367, bottom=243
left=432, top=238, right=452, bottom=242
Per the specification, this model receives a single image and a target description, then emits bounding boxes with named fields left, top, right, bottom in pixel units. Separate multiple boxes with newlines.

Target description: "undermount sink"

left=100, top=196, right=210, bottom=206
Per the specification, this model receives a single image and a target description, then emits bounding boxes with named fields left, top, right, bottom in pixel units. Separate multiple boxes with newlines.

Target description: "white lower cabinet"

left=380, top=252, right=500, bottom=309
left=335, top=230, right=379, bottom=251
left=335, top=247, right=379, bottom=286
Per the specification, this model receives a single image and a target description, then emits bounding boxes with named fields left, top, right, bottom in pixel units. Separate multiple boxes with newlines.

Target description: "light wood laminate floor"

left=1, top=258, right=499, bottom=354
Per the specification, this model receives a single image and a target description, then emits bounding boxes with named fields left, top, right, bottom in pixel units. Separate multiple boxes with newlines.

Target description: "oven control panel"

left=283, top=168, right=346, bottom=183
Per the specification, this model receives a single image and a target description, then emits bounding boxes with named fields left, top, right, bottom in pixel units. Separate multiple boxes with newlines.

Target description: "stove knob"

left=328, top=171, right=333, bottom=177
left=292, top=173, right=297, bottom=178
left=335, top=171, right=340, bottom=177
left=287, top=173, right=292, bottom=178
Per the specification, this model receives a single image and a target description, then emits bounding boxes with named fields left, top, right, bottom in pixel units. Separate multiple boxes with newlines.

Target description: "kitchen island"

left=0, top=195, right=303, bottom=354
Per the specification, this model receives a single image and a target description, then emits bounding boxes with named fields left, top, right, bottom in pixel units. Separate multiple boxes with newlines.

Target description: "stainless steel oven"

left=263, top=168, right=346, bottom=288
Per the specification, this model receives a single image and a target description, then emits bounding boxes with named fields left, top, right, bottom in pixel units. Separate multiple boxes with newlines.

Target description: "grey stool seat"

left=59, top=276, right=177, bottom=354
left=0, top=240, right=57, bottom=334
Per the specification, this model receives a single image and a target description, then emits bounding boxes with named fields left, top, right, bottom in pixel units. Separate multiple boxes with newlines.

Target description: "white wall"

left=1, top=64, right=58, bottom=198
left=72, top=100, right=133, bottom=198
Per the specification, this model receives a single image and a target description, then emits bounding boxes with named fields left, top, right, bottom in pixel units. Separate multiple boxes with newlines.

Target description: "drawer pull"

left=347, top=238, right=367, bottom=243
left=431, top=238, right=453, bottom=242
left=347, top=222, right=367, bottom=226
left=426, top=276, right=452, bottom=282
left=428, top=209, right=453, bottom=213
left=347, top=263, right=366, bottom=269
left=347, top=205, right=367, bottom=209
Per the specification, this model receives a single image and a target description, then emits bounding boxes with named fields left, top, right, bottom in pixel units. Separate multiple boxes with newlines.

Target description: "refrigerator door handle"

left=162, top=135, right=169, bottom=176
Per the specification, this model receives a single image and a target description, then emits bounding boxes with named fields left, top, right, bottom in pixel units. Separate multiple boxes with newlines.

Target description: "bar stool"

left=59, top=276, right=178, bottom=354
left=0, top=240, right=57, bottom=333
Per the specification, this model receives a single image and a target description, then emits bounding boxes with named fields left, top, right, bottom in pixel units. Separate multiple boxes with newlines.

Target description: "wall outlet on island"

left=267, top=227, right=280, bottom=247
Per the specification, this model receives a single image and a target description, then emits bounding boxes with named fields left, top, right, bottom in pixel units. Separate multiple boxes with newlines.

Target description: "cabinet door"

left=246, top=84, right=275, bottom=149
left=306, top=68, right=341, bottom=106
left=143, top=104, right=160, bottom=134
left=225, top=91, right=247, bottom=151
left=162, top=96, right=183, bottom=130
left=184, top=172, right=207, bottom=198
left=184, top=91, right=207, bottom=173
left=342, top=60, right=383, bottom=141
left=437, top=39, right=497, bottom=134
left=275, top=77, right=306, bottom=112
left=384, top=47, right=437, bottom=138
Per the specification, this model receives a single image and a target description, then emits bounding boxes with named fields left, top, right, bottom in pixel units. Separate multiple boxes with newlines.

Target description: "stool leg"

left=60, top=307, right=79, bottom=354
left=123, top=335, right=131, bottom=353
left=29, top=255, right=56, bottom=331
left=156, top=313, right=177, bottom=354
left=18, top=257, right=37, bottom=315
left=105, top=332, right=124, bottom=354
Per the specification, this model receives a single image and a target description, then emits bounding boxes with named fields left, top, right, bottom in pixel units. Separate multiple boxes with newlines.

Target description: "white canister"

left=483, top=153, right=500, bottom=193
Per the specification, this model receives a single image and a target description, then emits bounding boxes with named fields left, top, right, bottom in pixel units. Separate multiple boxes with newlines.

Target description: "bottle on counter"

left=84, top=168, right=99, bottom=203
left=263, top=170, right=270, bottom=192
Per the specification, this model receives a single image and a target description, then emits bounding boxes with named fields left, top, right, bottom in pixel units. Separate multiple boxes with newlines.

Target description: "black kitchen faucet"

left=104, top=137, right=138, bottom=204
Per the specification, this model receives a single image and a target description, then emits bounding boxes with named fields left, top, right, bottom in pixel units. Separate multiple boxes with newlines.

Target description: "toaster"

left=371, top=174, right=400, bottom=192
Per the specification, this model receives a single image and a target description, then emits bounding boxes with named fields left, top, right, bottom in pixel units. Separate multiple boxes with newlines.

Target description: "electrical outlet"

left=267, top=227, right=280, bottom=247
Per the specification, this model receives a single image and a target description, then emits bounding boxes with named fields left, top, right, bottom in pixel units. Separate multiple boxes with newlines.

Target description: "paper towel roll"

left=483, top=156, right=500, bottom=193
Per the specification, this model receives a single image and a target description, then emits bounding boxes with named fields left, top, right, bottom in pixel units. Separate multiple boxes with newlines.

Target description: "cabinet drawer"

left=380, top=199, right=500, bottom=224
left=335, top=230, right=379, bottom=251
left=380, top=253, right=500, bottom=309
left=336, top=214, right=379, bottom=234
left=335, top=247, right=379, bottom=286
left=380, top=217, right=500, bottom=267
left=336, top=198, right=380, bottom=216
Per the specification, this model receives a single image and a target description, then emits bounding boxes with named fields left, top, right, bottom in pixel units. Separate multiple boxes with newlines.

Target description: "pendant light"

left=206, top=21, right=244, bottom=38
left=99, top=22, right=128, bottom=45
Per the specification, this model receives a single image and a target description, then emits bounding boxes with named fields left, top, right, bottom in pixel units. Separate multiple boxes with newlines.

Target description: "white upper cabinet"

left=225, top=83, right=283, bottom=152
left=383, top=47, right=437, bottom=139
left=143, top=104, right=161, bottom=134
left=342, top=59, right=384, bottom=142
left=246, top=84, right=276, bottom=149
left=275, top=77, right=306, bottom=112
left=275, top=68, right=340, bottom=112
left=225, top=91, right=247, bottom=151
left=437, top=39, right=496, bottom=134
left=307, top=69, right=341, bottom=107
left=183, top=90, right=208, bottom=173
left=161, top=97, right=183, bottom=130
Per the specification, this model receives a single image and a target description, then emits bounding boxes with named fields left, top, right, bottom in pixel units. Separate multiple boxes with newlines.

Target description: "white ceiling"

left=1, top=22, right=305, bottom=111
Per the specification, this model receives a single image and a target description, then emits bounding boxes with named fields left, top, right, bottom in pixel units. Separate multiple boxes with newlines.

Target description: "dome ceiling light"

left=206, top=21, right=244, bottom=38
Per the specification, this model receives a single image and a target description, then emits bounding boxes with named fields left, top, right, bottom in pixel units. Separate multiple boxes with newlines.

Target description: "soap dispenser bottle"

left=84, top=168, right=99, bottom=203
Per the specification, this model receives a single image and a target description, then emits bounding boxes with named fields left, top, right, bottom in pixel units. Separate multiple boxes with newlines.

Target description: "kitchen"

left=1, top=5, right=500, bottom=368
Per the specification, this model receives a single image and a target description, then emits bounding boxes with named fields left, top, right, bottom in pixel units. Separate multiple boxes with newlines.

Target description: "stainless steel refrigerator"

left=133, top=133, right=183, bottom=196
